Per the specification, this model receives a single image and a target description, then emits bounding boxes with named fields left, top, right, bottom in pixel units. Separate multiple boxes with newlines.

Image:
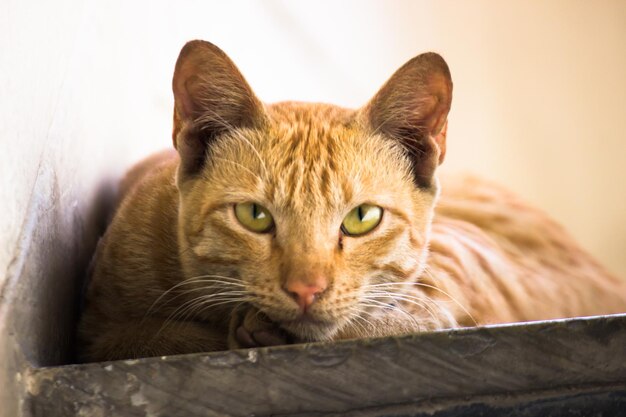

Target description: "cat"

left=77, top=40, right=626, bottom=362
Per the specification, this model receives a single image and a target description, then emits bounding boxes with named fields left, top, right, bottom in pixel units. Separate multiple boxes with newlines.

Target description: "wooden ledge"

left=22, top=313, right=626, bottom=416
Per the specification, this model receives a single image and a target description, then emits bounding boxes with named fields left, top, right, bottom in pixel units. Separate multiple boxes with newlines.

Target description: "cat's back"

left=117, top=149, right=179, bottom=206
left=429, top=174, right=626, bottom=324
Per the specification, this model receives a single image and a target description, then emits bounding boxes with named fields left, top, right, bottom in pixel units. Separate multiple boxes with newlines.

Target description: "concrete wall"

left=1, top=1, right=625, bottom=414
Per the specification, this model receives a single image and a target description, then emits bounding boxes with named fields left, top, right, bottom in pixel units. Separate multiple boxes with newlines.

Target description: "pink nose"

left=283, top=278, right=327, bottom=311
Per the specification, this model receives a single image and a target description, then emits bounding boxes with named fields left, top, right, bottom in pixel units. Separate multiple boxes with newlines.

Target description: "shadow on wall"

left=4, top=172, right=117, bottom=368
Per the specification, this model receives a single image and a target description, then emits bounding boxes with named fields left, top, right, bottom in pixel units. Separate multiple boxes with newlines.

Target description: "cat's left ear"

left=360, top=52, right=452, bottom=188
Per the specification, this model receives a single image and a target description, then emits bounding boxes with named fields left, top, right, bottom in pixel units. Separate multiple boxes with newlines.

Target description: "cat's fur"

left=78, top=40, right=626, bottom=361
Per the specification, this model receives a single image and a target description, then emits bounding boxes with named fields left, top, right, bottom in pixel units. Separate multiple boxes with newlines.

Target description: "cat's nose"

left=283, top=277, right=327, bottom=312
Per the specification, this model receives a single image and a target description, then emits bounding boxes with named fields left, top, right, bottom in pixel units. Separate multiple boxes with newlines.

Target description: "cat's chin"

left=279, top=317, right=341, bottom=343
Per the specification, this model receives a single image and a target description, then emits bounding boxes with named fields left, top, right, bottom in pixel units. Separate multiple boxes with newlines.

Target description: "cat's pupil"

left=358, top=206, right=364, bottom=221
left=253, top=203, right=266, bottom=220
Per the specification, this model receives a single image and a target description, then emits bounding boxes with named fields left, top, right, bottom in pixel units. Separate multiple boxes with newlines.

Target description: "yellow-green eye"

left=234, top=202, right=274, bottom=233
left=341, top=204, right=383, bottom=236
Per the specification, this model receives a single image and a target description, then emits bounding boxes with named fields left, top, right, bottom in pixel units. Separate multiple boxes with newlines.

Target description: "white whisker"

left=144, top=274, right=247, bottom=318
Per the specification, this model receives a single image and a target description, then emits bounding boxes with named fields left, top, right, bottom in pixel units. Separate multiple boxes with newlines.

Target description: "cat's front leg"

left=228, top=305, right=294, bottom=349
left=78, top=316, right=228, bottom=362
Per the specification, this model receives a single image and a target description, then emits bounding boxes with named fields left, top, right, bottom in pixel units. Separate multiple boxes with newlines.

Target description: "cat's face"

left=172, top=41, right=451, bottom=341
left=178, top=103, right=437, bottom=340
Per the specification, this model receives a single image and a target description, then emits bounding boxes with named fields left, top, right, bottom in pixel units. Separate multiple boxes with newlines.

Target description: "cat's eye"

left=341, top=204, right=383, bottom=236
left=234, top=202, right=274, bottom=233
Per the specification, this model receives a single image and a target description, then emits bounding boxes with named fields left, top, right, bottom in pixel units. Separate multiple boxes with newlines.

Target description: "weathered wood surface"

left=292, top=385, right=626, bottom=417
left=23, top=314, right=626, bottom=417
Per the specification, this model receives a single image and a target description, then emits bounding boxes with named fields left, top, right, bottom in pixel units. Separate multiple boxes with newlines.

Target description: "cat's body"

left=78, top=41, right=626, bottom=362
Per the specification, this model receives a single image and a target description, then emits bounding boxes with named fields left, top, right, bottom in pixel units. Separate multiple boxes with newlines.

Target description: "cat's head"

left=171, top=40, right=452, bottom=341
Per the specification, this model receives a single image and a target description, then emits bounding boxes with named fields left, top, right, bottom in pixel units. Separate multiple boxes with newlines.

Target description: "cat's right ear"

left=172, top=40, right=266, bottom=177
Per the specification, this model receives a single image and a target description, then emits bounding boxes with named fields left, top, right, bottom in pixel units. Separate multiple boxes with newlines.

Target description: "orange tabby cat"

left=78, top=40, right=626, bottom=361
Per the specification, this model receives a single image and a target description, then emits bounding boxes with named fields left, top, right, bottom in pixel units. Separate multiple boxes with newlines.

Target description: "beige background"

left=2, top=0, right=626, bottom=296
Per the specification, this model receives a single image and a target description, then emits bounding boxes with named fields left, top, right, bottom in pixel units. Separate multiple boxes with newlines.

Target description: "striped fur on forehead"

left=264, top=102, right=355, bottom=211
left=265, top=102, right=416, bottom=212
left=201, top=101, right=419, bottom=217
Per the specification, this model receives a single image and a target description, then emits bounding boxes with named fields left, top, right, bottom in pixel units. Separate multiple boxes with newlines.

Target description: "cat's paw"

left=228, top=306, right=293, bottom=349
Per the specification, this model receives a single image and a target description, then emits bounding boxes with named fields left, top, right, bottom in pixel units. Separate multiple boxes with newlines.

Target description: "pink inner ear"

left=421, top=73, right=452, bottom=134
left=177, top=77, right=200, bottom=119
left=435, top=120, right=448, bottom=165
